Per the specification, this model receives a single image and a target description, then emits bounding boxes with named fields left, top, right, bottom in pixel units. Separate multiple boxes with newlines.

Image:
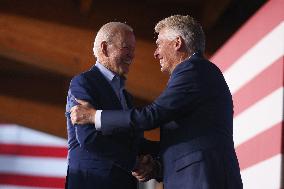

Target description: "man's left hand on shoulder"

left=70, top=99, right=96, bottom=125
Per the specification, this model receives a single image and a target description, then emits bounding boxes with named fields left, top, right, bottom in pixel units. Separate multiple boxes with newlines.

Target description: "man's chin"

left=160, top=67, right=170, bottom=74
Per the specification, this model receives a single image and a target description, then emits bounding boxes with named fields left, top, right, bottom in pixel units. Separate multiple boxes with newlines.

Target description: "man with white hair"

left=71, top=15, right=243, bottom=188
left=65, top=22, right=158, bottom=189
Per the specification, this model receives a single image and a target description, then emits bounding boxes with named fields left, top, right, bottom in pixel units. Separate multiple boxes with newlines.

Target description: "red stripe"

left=0, top=173, right=65, bottom=188
left=0, top=143, right=67, bottom=158
left=210, top=0, right=284, bottom=72
left=233, top=56, right=283, bottom=117
left=236, top=122, right=283, bottom=170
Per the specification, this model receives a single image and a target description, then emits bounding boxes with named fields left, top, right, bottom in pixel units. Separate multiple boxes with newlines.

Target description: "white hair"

left=93, top=22, right=133, bottom=58
left=155, top=15, right=205, bottom=54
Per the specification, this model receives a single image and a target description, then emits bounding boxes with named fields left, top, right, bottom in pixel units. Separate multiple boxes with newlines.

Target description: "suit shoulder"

left=172, top=58, right=198, bottom=76
left=202, top=59, right=224, bottom=76
left=73, top=68, right=99, bottom=79
left=71, top=69, right=100, bottom=85
left=191, top=57, right=222, bottom=74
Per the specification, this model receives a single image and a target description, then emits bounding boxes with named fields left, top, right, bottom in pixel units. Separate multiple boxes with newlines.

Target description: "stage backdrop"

left=0, top=0, right=283, bottom=189
left=210, top=0, right=283, bottom=188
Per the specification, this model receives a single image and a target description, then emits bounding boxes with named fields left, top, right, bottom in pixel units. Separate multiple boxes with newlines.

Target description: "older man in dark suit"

left=65, top=22, right=158, bottom=189
left=71, top=15, right=243, bottom=189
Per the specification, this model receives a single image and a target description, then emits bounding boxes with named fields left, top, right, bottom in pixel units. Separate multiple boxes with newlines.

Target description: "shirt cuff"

left=95, top=110, right=102, bottom=130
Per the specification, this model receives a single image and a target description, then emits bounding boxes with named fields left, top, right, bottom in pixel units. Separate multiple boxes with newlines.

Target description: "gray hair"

left=155, top=15, right=205, bottom=54
left=93, top=22, right=133, bottom=58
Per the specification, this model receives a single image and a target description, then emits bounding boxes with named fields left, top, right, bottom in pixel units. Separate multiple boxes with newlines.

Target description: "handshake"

left=69, top=99, right=162, bottom=182
left=132, top=154, right=161, bottom=182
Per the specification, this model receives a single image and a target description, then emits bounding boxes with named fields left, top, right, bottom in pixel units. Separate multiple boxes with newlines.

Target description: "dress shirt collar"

left=94, top=61, right=126, bottom=88
left=185, top=52, right=198, bottom=61
left=95, top=61, right=116, bottom=82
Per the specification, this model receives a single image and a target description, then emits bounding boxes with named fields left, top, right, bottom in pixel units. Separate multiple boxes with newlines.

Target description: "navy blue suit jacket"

left=101, top=53, right=243, bottom=189
left=65, top=66, right=158, bottom=189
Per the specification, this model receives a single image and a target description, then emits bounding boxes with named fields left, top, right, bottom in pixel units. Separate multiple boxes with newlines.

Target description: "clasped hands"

left=70, top=100, right=159, bottom=182
left=132, top=154, right=159, bottom=182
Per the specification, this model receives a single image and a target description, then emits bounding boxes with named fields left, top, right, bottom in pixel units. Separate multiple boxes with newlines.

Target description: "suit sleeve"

left=101, top=63, right=201, bottom=133
left=67, top=75, right=99, bottom=150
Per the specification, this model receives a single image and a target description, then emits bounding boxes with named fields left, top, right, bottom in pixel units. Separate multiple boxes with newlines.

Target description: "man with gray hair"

left=65, top=22, right=158, bottom=189
left=71, top=15, right=243, bottom=188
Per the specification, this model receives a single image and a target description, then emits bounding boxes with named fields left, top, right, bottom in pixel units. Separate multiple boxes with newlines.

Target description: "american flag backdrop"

left=0, top=124, right=67, bottom=188
left=210, top=0, right=284, bottom=188
left=0, top=0, right=283, bottom=188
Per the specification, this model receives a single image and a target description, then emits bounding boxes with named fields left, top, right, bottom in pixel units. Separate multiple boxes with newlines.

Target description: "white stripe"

left=224, top=21, right=284, bottom=94
left=233, top=87, right=283, bottom=146
left=0, top=186, right=59, bottom=189
left=241, top=154, right=282, bottom=189
left=0, top=155, right=67, bottom=177
left=0, top=124, right=67, bottom=147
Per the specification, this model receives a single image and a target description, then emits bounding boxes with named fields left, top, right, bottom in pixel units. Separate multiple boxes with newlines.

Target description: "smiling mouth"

left=123, top=60, right=132, bottom=65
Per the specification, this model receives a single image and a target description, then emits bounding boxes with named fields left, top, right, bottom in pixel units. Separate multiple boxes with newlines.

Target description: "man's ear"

left=175, top=36, right=183, bottom=50
left=101, top=41, right=108, bottom=56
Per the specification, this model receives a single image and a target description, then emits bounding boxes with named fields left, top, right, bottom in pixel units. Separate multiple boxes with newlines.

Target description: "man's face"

left=154, top=29, right=176, bottom=74
left=107, top=30, right=135, bottom=76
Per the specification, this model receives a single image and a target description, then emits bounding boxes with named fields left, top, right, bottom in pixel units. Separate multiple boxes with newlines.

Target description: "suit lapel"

left=122, top=89, right=134, bottom=109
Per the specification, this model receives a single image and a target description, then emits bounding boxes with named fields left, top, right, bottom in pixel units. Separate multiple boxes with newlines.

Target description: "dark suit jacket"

left=101, top=53, right=243, bottom=189
left=65, top=66, right=157, bottom=189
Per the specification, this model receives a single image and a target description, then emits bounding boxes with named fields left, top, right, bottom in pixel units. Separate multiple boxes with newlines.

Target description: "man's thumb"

left=75, top=99, right=91, bottom=106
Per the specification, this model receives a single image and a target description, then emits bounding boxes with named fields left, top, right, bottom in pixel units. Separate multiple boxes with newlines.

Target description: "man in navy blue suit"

left=71, top=15, right=243, bottom=189
left=65, top=22, right=158, bottom=189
